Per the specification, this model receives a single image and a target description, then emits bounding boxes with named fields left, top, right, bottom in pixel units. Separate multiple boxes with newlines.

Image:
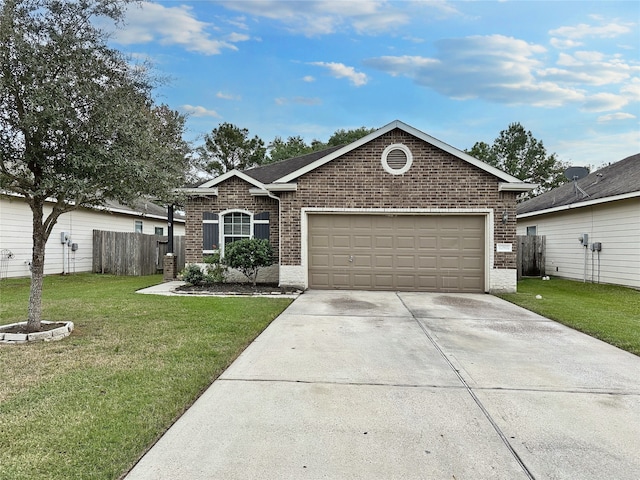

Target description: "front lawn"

left=0, top=274, right=292, bottom=480
left=497, top=277, right=640, bottom=356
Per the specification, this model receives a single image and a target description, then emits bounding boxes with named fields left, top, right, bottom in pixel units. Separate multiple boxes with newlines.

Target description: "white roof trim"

left=266, top=183, right=297, bottom=191
left=517, top=191, right=640, bottom=219
left=1, top=191, right=184, bottom=222
left=248, top=188, right=269, bottom=196
left=178, top=187, right=218, bottom=196
left=249, top=183, right=297, bottom=196
left=498, top=182, right=538, bottom=192
left=274, top=120, right=524, bottom=184
left=198, top=169, right=266, bottom=190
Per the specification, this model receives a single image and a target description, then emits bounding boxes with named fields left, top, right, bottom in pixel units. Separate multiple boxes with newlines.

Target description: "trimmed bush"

left=181, top=264, right=205, bottom=286
left=223, top=238, right=274, bottom=286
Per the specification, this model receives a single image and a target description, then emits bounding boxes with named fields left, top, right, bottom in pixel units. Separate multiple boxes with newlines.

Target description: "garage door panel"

left=375, top=255, right=394, bottom=268
left=373, top=274, right=393, bottom=288
left=440, top=236, right=460, bottom=250
left=332, top=235, right=351, bottom=248
left=354, top=255, right=372, bottom=267
left=332, top=254, right=352, bottom=267
left=396, top=236, right=416, bottom=249
left=354, top=235, right=372, bottom=248
left=353, top=274, right=373, bottom=288
left=310, top=254, right=330, bottom=268
left=310, top=273, right=329, bottom=288
left=397, top=255, right=417, bottom=268
left=308, top=214, right=484, bottom=292
left=375, top=236, right=394, bottom=248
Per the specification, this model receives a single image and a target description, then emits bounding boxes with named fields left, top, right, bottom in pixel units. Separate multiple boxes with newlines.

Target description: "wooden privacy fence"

left=93, top=230, right=185, bottom=276
left=517, top=235, right=546, bottom=279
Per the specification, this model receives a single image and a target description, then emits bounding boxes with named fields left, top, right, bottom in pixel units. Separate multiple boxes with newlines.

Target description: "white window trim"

left=134, top=220, right=143, bottom=233
left=381, top=143, right=413, bottom=175
left=219, top=209, right=253, bottom=257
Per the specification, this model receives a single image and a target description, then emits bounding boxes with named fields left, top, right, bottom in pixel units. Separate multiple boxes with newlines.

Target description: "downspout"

left=265, top=189, right=282, bottom=286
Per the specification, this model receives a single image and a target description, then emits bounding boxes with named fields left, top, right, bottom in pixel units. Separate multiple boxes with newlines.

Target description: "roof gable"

left=198, top=169, right=268, bottom=189
left=191, top=120, right=535, bottom=193
left=517, top=153, right=640, bottom=217
left=273, top=120, right=526, bottom=185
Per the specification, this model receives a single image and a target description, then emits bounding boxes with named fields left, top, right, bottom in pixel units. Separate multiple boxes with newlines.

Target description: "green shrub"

left=181, top=264, right=205, bottom=286
left=204, top=253, right=227, bottom=284
left=223, top=238, right=274, bottom=286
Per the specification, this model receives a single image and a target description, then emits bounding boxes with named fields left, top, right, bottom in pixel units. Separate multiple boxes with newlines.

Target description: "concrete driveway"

left=125, top=290, right=640, bottom=480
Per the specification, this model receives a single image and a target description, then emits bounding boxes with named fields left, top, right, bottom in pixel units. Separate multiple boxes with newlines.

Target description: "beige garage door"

left=308, top=214, right=485, bottom=292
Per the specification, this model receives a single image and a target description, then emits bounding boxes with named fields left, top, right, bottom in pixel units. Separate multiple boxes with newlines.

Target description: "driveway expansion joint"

left=396, top=293, right=537, bottom=480
left=219, top=377, right=468, bottom=389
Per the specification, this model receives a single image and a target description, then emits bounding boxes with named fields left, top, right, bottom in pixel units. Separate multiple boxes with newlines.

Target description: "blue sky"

left=107, top=1, right=639, bottom=168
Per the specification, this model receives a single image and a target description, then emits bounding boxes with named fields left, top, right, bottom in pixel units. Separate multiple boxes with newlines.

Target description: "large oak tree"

left=0, top=0, right=190, bottom=331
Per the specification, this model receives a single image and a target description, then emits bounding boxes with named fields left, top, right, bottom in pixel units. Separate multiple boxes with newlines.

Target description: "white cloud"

left=181, top=105, right=221, bottom=117
left=597, top=112, right=636, bottom=122
left=303, top=75, right=316, bottom=82
left=621, top=79, right=640, bottom=101
left=219, top=0, right=456, bottom=37
left=309, top=62, right=368, bottom=86
left=582, top=93, right=629, bottom=112
left=216, top=92, right=241, bottom=101
left=365, top=35, right=582, bottom=106
left=550, top=37, right=583, bottom=49
left=550, top=21, right=633, bottom=40
left=114, top=2, right=243, bottom=55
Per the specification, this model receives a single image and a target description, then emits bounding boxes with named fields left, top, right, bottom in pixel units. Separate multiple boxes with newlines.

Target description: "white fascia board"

left=198, top=170, right=266, bottom=190
left=177, top=187, right=218, bottom=196
left=516, top=191, right=640, bottom=219
left=266, top=183, right=297, bottom=191
left=498, top=182, right=538, bottom=192
left=274, top=119, right=524, bottom=184
left=249, top=183, right=297, bottom=196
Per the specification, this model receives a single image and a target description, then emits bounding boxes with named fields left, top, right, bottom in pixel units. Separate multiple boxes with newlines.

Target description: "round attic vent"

left=381, top=143, right=412, bottom=175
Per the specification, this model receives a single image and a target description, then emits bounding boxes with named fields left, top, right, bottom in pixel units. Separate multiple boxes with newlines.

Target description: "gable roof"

left=517, top=153, right=640, bottom=218
left=191, top=120, right=536, bottom=192
left=271, top=120, right=528, bottom=185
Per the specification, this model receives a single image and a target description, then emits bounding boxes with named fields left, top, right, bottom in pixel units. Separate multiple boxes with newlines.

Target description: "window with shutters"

left=381, top=143, right=413, bottom=175
left=202, top=210, right=270, bottom=256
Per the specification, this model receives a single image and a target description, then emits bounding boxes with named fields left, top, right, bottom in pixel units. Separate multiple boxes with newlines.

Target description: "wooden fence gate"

left=517, top=235, right=546, bottom=279
left=93, top=230, right=185, bottom=276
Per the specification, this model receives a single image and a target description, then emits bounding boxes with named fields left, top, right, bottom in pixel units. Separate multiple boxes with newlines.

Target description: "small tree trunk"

left=26, top=202, right=47, bottom=332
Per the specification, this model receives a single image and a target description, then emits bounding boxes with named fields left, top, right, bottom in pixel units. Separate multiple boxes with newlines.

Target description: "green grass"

left=0, top=274, right=292, bottom=480
left=497, top=277, right=640, bottom=356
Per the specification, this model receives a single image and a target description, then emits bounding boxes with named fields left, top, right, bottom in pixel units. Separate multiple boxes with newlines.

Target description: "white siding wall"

left=0, top=197, right=185, bottom=279
left=517, top=198, right=640, bottom=288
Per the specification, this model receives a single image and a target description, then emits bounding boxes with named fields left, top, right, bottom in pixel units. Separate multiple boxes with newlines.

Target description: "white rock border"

left=0, top=320, right=74, bottom=344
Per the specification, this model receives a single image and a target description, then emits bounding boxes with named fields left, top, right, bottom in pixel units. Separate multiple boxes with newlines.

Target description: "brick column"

left=163, top=254, right=177, bottom=281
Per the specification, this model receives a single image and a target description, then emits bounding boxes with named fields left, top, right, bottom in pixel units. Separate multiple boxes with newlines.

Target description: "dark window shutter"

left=253, top=212, right=270, bottom=241
left=203, top=213, right=219, bottom=250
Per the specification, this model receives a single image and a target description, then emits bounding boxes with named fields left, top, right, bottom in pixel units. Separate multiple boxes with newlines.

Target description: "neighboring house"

left=0, top=194, right=184, bottom=279
left=182, top=120, right=535, bottom=293
left=517, top=154, right=639, bottom=288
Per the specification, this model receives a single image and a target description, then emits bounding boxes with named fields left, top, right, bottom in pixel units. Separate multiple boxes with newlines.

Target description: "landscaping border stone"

left=0, top=320, right=74, bottom=345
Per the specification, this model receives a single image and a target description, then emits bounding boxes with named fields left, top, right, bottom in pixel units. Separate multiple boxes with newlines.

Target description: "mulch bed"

left=175, top=283, right=302, bottom=295
left=0, top=322, right=68, bottom=334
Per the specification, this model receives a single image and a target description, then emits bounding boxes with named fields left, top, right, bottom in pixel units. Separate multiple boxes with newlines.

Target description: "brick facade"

left=185, top=176, right=279, bottom=264
left=184, top=127, right=521, bottom=291
left=278, top=129, right=517, bottom=269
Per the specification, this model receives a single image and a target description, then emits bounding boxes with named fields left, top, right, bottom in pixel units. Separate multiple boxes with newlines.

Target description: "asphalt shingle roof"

left=240, top=145, right=345, bottom=184
left=517, top=153, right=640, bottom=215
